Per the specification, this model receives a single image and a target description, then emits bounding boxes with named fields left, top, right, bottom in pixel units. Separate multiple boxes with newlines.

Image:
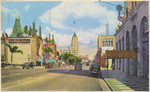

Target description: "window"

left=132, top=1, right=134, bottom=9
left=135, top=1, right=137, bottom=6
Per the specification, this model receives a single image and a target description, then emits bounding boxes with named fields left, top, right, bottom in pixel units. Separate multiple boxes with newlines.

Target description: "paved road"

left=1, top=66, right=110, bottom=91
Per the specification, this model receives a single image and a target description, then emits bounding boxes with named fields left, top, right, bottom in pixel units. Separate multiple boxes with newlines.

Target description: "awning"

left=46, top=59, right=56, bottom=63
left=105, top=50, right=137, bottom=59
left=38, top=57, right=44, bottom=62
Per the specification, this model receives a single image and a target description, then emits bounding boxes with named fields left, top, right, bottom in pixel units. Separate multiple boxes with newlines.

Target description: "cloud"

left=42, top=33, right=47, bottom=39
left=79, top=45, right=97, bottom=60
left=5, top=28, right=13, bottom=36
left=1, top=6, right=21, bottom=17
left=39, top=1, right=119, bottom=31
left=25, top=4, right=30, bottom=11
left=44, top=27, right=72, bottom=47
left=39, top=1, right=120, bottom=60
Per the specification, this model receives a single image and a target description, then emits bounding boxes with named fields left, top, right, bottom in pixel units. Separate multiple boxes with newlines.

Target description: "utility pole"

left=73, top=21, right=75, bottom=29
left=106, top=21, right=109, bottom=35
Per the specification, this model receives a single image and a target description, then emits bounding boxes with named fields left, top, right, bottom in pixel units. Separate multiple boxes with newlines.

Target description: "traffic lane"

left=47, top=66, right=102, bottom=79
left=1, top=66, right=72, bottom=84
left=2, top=72, right=103, bottom=91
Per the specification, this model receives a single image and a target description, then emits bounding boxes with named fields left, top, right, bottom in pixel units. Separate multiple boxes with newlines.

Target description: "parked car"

left=89, top=64, right=101, bottom=76
left=22, top=62, right=35, bottom=69
left=75, top=63, right=82, bottom=70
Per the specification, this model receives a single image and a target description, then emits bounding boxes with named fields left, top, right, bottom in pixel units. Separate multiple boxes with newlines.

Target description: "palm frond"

left=12, top=46, right=18, bottom=52
left=4, top=32, right=8, bottom=37
left=15, top=50, right=23, bottom=54
left=5, top=44, right=12, bottom=49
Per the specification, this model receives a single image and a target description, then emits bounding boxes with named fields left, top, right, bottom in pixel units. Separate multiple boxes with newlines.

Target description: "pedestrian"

left=112, top=64, right=115, bottom=70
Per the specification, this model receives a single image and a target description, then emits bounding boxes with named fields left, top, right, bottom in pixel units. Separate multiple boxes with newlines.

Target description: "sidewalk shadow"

left=47, top=69, right=103, bottom=79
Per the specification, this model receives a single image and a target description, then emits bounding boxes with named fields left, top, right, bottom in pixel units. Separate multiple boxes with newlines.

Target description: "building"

left=1, top=16, right=43, bottom=66
left=114, top=1, right=149, bottom=79
left=1, top=37, right=43, bottom=65
left=97, top=35, right=116, bottom=68
left=69, top=33, right=79, bottom=56
left=10, top=16, right=22, bottom=37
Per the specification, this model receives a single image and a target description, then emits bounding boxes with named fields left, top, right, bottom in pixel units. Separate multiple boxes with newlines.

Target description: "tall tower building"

left=69, top=33, right=79, bottom=56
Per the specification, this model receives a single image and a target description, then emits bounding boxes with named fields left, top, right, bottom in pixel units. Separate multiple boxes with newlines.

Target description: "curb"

left=102, top=78, right=113, bottom=91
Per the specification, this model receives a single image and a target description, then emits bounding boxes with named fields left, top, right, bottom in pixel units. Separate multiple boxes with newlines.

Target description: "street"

left=1, top=66, right=110, bottom=91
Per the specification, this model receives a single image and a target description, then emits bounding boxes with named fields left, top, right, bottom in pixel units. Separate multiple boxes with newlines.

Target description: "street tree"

left=43, top=47, right=53, bottom=59
left=5, top=44, right=23, bottom=67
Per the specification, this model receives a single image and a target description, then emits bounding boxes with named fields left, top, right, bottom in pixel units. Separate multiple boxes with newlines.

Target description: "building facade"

left=69, top=33, right=79, bottom=56
left=114, top=1, right=149, bottom=79
left=97, top=35, right=116, bottom=68
left=1, top=16, right=44, bottom=66
left=1, top=37, right=43, bottom=65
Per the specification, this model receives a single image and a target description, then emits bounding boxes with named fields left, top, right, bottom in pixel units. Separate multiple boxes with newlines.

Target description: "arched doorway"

left=140, top=16, right=149, bottom=79
left=126, top=31, right=130, bottom=74
left=131, top=25, right=138, bottom=75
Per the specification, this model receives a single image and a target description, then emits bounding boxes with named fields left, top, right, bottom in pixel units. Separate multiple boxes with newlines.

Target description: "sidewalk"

left=101, top=69, right=149, bottom=91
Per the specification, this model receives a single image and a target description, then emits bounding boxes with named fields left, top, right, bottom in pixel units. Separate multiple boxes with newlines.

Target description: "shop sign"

left=8, top=39, right=30, bottom=44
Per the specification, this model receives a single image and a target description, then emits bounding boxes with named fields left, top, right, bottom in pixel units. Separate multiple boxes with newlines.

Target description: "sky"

left=1, top=0, right=124, bottom=60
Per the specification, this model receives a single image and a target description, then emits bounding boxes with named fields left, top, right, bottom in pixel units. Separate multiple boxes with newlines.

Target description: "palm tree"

left=6, top=44, right=23, bottom=67
left=43, top=47, right=53, bottom=59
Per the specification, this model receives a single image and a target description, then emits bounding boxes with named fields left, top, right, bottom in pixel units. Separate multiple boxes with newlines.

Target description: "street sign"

left=105, top=50, right=137, bottom=59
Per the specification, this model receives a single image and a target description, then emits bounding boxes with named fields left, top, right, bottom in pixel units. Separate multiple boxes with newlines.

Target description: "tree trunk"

left=11, top=53, right=13, bottom=68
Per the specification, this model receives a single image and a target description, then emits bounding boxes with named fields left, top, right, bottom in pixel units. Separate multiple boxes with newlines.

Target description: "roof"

left=73, top=33, right=77, bottom=37
left=10, top=18, right=22, bottom=37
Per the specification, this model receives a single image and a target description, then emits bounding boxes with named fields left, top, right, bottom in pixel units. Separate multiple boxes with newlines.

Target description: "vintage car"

left=89, top=64, right=101, bottom=76
left=75, top=63, right=82, bottom=70
left=22, top=62, right=35, bottom=69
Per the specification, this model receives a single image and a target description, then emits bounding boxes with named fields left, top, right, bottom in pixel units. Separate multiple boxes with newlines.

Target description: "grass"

left=105, top=79, right=122, bottom=91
